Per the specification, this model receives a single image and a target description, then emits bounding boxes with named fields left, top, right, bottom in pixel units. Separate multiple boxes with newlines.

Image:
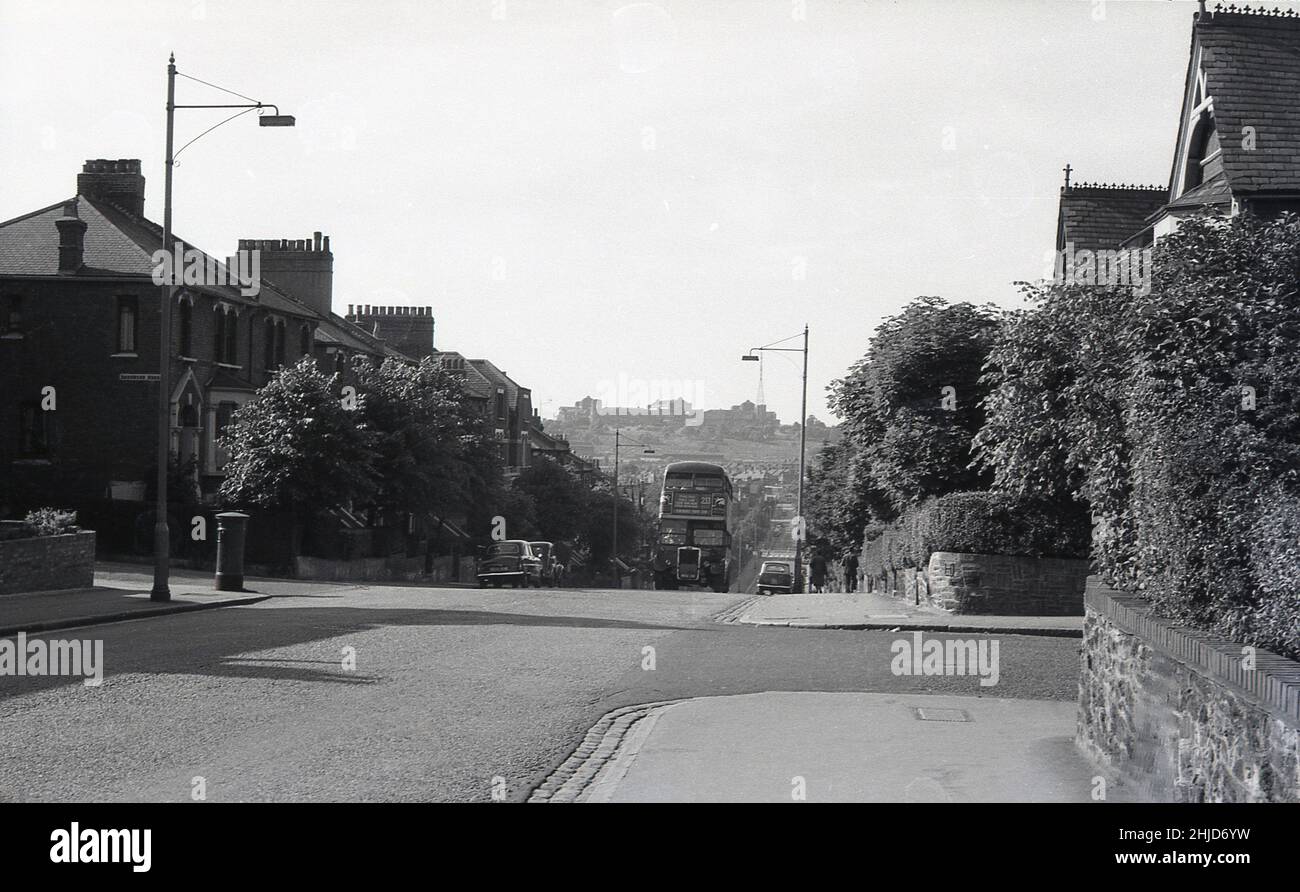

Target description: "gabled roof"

left=469, top=358, right=529, bottom=406
left=1177, top=9, right=1300, bottom=195
left=1055, top=184, right=1168, bottom=255
left=0, top=194, right=320, bottom=322
left=434, top=351, right=495, bottom=400
left=0, top=197, right=155, bottom=277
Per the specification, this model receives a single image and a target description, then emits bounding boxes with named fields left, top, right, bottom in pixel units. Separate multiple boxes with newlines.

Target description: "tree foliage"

left=823, top=296, right=1001, bottom=541
left=351, top=356, right=483, bottom=517
left=512, top=457, right=589, bottom=543
left=218, top=358, right=374, bottom=512
left=976, top=214, right=1300, bottom=657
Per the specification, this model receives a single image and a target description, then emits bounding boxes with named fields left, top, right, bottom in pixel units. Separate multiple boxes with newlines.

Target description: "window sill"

left=216, top=363, right=243, bottom=370
left=110, top=352, right=139, bottom=358
left=0, top=332, right=23, bottom=340
left=179, top=355, right=197, bottom=363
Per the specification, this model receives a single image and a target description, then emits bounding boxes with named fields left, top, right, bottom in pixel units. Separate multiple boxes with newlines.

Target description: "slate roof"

left=1055, top=185, right=1169, bottom=254
left=1166, top=171, right=1233, bottom=210
left=0, top=198, right=156, bottom=278
left=0, top=189, right=405, bottom=365
left=469, top=359, right=527, bottom=406
left=434, top=351, right=495, bottom=400
left=0, top=194, right=319, bottom=322
left=1189, top=9, right=1300, bottom=195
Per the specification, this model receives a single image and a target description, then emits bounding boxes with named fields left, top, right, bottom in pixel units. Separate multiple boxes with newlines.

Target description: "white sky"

left=1, top=0, right=1224, bottom=422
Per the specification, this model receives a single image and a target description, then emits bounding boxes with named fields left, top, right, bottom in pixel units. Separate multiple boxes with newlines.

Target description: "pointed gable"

left=1171, top=8, right=1300, bottom=200
left=1055, top=184, right=1168, bottom=255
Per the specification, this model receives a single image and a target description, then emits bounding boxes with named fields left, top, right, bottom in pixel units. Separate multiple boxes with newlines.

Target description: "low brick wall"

left=926, top=551, right=1089, bottom=615
left=1078, top=577, right=1300, bottom=802
left=0, top=531, right=96, bottom=595
left=294, top=554, right=476, bottom=583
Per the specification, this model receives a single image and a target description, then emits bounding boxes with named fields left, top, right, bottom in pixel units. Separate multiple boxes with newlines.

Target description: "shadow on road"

left=0, top=600, right=721, bottom=700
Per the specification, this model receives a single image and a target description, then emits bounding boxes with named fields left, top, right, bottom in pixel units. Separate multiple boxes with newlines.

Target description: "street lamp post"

left=151, top=54, right=294, bottom=601
left=612, top=428, right=654, bottom=588
left=742, top=325, right=809, bottom=591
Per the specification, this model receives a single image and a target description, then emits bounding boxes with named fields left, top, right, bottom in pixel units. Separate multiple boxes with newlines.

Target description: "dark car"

left=477, top=540, right=543, bottom=588
left=529, top=541, right=556, bottom=585
left=756, top=560, right=794, bottom=595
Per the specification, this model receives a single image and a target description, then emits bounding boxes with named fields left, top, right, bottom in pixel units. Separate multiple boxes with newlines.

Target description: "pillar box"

left=214, top=512, right=249, bottom=591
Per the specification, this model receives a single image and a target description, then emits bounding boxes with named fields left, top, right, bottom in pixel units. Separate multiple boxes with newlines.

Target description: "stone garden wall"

left=1078, top=576, right=1300, bottom=802
left=926, top=551, right=1090, bottom=615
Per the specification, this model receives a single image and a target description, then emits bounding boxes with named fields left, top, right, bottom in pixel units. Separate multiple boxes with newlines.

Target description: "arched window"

left=213, top=306, right=225, bottom=360
left=214, top=305, right=238, bottom=365
left=264, top=317, right=276, bottom=370
left=224, top=308, right=238, bottom=364
left=1183, top=112, right=1222, bottom=192
left=178, top=298, right=193, bottom=357
left=275, top=320, right=286, bottom=367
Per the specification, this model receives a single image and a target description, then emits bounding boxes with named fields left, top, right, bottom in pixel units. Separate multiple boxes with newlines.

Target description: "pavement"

left=570, top=691, right=1140, bottom=803
left=0, top=562, right=359, bottom=636
left=734, top=591, right=1083, bottom=636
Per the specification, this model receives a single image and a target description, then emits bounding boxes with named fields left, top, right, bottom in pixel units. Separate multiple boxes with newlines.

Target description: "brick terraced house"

left=1, top=159, right=563, bottom=566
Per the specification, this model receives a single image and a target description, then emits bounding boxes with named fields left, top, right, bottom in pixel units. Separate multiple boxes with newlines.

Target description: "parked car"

left=477, top=540, right=543, bottom=588
left=529, top=541, right=557, bottom=586
left=756, top=560, right=795, bottom=595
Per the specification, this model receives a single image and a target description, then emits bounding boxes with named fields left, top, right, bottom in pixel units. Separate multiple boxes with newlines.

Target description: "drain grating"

left=911, top=707, right=972, bottom=723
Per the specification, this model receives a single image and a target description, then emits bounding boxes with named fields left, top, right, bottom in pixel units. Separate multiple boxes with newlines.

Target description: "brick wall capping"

left=1085, top=575, right=1300, bottom=727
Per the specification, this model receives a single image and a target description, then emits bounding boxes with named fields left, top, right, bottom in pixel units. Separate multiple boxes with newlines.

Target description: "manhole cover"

left=911, top=707, right=971, bottom=723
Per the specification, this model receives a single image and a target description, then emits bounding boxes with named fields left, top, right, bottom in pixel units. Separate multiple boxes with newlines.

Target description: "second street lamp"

left=742, top=325, right=809, bottom=592
left=151, top=54, right=295, bottom=601
left=613, top=429, right=655, bottom=590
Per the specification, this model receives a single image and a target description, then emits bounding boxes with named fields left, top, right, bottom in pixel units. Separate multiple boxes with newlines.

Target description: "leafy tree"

left=512, top=457, right=589, bottom=542
left=582, top=490, right=641, bottom=564
left=805, top=440, right=878, bottom=554
left=826, top=296, right=1000, bottom=528
left=351, top=356, right=481, bottom=517
left=218, top=358, right=373, bottom=512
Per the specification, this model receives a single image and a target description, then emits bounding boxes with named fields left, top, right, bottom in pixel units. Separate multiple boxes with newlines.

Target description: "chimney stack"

left=55, top=200, right=87, bottom=274
left=77, top=159, right=146, bottom=217
left=344, top=304, right=437, bottom=360
left=237, top=233, right=334, bottom=316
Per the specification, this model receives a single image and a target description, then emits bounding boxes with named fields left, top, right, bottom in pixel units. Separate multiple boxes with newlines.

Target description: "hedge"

left=861, top=490, right=1091, bottom=580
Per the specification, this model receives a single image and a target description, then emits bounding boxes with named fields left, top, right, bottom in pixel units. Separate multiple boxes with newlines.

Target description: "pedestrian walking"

left=809, top=552, right=827, bottom=594
left=843, top=551, right=859, bottom=593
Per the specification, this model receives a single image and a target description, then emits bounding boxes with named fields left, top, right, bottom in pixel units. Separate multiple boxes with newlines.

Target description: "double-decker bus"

left=652, top=461, right=732, bottom=592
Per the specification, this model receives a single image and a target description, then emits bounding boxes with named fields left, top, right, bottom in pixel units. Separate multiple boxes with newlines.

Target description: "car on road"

left=477, top=540, right=544, bottom=588
left=529, top=541, right=557, bottom=585
left=756, top=560, right=795, bottom=595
